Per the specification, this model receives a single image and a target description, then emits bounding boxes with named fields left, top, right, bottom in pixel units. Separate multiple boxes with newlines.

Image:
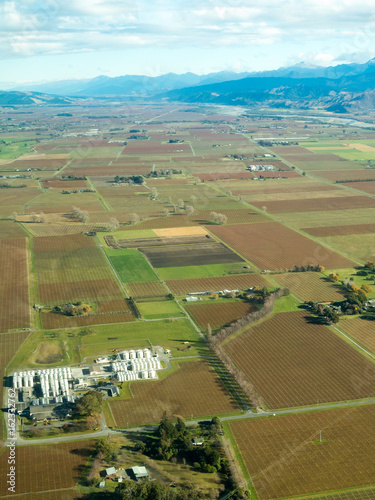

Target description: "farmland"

left=109, top=360, right=241, bottom=427
left=2, top=103, right=375, bottom=498
left=186, top=301, right=257, bottom=329
left=140, top=242, right=244, bottom=268
left=0, top=238, right=30, bottom=332
left=274, top=272, right=345, bottom=302
left=0, top=441, right=94, bottom=497
left=225, top=311, right=375, bottom=408
left=210, top=222, right=357, bottom=270
left=229, top=405, right=375, bottom=499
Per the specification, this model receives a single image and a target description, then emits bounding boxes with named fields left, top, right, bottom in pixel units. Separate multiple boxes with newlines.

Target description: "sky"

left=0, top=0, right=374, bottom=88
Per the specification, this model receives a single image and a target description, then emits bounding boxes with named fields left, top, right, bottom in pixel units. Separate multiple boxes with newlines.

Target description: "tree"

left=130, top=212, right=140, bottom=225
left=95, top=436, right=121, bottom=461
left=185, top=205, right=195, bottom=215
left=162, top=208, right=170, bottom=217
left=10, top=212, right=18, bottom=220
left=107, top=217, right=120, bottom=231
left=30, top=212, right=37, bottom=223
left=150, top=187, right=158, bottom=200
left=75, top=391, right=103, bottom=416
left=178, top=198, right=185, bottom=209
left=206, top=323, right=212, bottom=339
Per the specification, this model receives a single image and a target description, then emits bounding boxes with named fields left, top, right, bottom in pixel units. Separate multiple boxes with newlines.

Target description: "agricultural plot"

left=319, top=233, right=375, bottom=262
left=136, top=300, right=185, bottom=319
left=299, top=489, right=375, bottom=500
left=209, top=222, right=356, bottom=271
left=33, top=235, right=124, bottom=304
left=105, top=248, right=159, bottom=283
left=109, top=360, right=241, bottom=427
left=251, top=195, right=375, bottom=213
left=0, top=331, right=30, bottom=439
left=229, top=405, right=375, bottom=499
left=186, top=301, right=257, bottom=329
left=0, top=238, right=30, bottom=332
left=0, top=220, right=27, bottom=238
left=302, top=223, right=375, bottom=237
left=24, top=191, right=103, bottom=214
left=0, top=186, right=41, bottom=215
left=274, top=208, right=375, bottom=230
left=342, top=181, right=375, bottom=194
left=0, top=441, right=94, bottom=497
left=41, top=308, right=135, bottom=329
left=127, top=281, right=169, bottom=298
left=225, top=311, right=375, bottom=408
left=274, top=272, right=345, bottom=302
left=140, top=242, right=244, bottom=268
left=314, top=170, right=375, bottom=182
left=167, top=273, right=269, bottom=295
left=337, top=318, right=375, bottom=355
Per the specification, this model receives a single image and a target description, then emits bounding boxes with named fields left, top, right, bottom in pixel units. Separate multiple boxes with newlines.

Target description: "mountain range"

left=2, top=57, right=375, bottom=111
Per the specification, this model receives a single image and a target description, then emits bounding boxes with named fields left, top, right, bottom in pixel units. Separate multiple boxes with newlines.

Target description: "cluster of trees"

left=115, top=479, right=216, bottom=500
left=341, top=281, right=372, bottom=315
left=290, top=264, right=325, bottom=273
left=306, top=302, right=340, bottom=323
left=147, top=168, right=182, bottom=177
left=72, top=206, right=89, bottom=223
left=106, top=217, right=120, bottom=231
left=75, top=391, right=103, bottom=417
left=114, top=175, right=143, bottom=184
left=210, top=288, right=285, bottom=346
left=54, top=302, right=92, bottom=317
left=29, top=212, right=46, bottom=223
left=210, top=212, right=228, bottom=224
left=0, top=183, right=26, bottom=188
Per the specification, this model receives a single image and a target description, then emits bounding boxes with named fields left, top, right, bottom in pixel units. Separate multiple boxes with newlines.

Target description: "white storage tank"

left=122, top=351, right=129, bottom=360
left=129, top=350, right=136, bottom=359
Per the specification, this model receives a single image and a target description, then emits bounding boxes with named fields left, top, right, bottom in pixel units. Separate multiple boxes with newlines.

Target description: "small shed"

left=98, top=480, right=106, bottom=488
left=132, top=466, right=149, bottom=481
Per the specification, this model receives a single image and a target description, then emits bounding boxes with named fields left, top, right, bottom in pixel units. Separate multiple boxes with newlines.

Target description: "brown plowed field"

left=97, top=299, right=131, bottom=313
left=274, top=272, right=345, bottom=302
left=109, top=360, right=241, bottom=427
left=337, top=318, right=375, bottom=355
left=186, top=301, right=257, bottom=329
left=225, top=311, right=375, bottom=408
left=0, top=238, right=30, bottom=332
left=141, top=242, right=244, bottom=268
left=251, top=195, right=375, bottom=213
left=0, top=441, right=94, bottom=497
left=303, top=223, right=375, bottom=237
left=127, top=281, right=169, bottom=298
left=254, top=170, right=300, bottom=178
left=300, top=489, right=375, bottom=500
left=195, top=172, right=256, bottom=181
left=122, top=143, right=192, bottom=154
left=342, top=181, right=375, bottom=194
left=167, top=273, right=269, bottom=295
left=41, top=179, right=88, bottom=189
left=315, top=170, right=375, bottom=182
left=210, top=222, right=356, bottom=270
left=38, top=278, right=123, bottom=304
left=33, top=234, right=95, bottom=251
left=230, top=405, right=375, bottom=499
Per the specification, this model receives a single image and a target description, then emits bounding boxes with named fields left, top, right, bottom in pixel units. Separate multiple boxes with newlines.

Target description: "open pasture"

left=167, top=273, right=269, bottom=295
left=209, top=222, right=356, bottom=270
left=0, top=238, right=30, bottom=332
left=225, top=311, right=375, bottom=408
left=274, top=272, right=345, bottom=302
left=230, top=405, right=375, bottom=499
left=0, top=441, right=94, bottom=497
left=251, top=195, right=375, bottom=213
left=186, top=301, right=257, bottom=329
left=319, top=233, right=375, bottom=262
left=109, top=360, right=241, bottom=427
left=0, top=331, right=30, bottom=438
left=136, top=300, right=185, bottom=319
left=105, top=248, right=159, bottom=283
left=140, top=242, right=244, bottom=268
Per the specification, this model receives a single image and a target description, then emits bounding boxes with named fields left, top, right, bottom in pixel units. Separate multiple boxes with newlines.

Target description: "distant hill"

left=0, top=91, right=77, bottom=106
left=157, top=67, right=375, bottom=112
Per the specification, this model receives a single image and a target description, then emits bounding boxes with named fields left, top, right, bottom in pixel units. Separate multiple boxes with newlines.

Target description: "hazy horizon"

left=1, top=0, right=374, bottom=89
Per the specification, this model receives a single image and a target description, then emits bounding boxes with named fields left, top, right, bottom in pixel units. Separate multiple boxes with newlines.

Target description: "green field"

left=105, top=248, right=159, bottom=282
left=0, top=138, right=38, bottom=160
left=137, top=300, right=186, bottom=319
left=157, top=262, right=250, bottom=280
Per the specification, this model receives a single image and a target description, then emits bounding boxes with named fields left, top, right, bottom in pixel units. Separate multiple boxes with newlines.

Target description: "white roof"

left=132, top=466, right=148, bottom=476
